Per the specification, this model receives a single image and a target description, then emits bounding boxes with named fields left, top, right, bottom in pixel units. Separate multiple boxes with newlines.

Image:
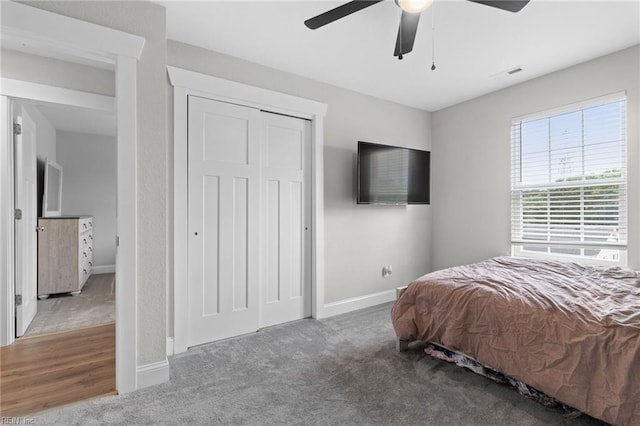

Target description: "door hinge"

left=116, top=236, right=119, bottom=247
left=15, top=294, right=22, bottom=306
left=13, top=123, right=22, bottom=136
left=14, top=209, right=22, bottom=220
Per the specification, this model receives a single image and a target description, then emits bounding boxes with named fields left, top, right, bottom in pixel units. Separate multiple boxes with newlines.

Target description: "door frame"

left=168, top=66, right=328, bottom=354
left=0, top=2, right=144, bottom=393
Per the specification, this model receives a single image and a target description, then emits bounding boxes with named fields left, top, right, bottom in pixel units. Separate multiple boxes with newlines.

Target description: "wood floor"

left=0, top=323, right=116, bottom=416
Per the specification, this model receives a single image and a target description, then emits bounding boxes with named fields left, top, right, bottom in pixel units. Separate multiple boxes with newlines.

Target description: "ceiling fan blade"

left=394, top=11, right=421, bottom=57
left=304, top=0, right=384, bottom=30
left=467, top=0, right=530, bottom=13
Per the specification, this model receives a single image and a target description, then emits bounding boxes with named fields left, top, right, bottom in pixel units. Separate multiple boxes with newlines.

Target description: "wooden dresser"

left=37, top=216, right=93, bottom=298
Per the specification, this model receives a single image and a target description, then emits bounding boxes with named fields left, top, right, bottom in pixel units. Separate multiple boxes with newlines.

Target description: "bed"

left=391, top=256, right=640, bottom=426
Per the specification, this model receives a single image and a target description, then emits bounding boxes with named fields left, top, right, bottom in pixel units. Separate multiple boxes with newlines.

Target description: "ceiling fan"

left=304, top=0, right=530, bottom=60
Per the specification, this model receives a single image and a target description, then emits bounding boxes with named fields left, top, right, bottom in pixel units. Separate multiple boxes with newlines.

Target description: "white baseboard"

left=319, top=289, right=396, bottom=319
left=136, top=358, right=170, bottom=389
left=166, top=337, right=174, bottom=356
left=93, top=264, right=115, bottom=274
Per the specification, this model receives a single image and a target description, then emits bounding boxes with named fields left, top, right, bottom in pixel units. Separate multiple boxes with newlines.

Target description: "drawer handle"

left=83, top=239, right=87, bottom=244
left=83, top=252, right=87, bottom=257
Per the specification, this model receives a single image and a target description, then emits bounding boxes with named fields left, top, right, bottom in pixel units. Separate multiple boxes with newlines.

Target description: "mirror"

left=43, top=158, right=63, bottom=217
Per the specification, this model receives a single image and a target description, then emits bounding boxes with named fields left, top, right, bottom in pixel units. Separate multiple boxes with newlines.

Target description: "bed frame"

left=395, top=285, right=412, bottom=352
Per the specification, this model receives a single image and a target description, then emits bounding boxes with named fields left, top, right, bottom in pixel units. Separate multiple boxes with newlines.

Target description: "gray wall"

left=167, top=40, right=433, bottom=314
left=1, top=49, right=115, bottom=97
left=57, top=131, right=116, bottom=269
left=20, top=0, right=169, bottom=366
left=430, top=45, right=640, bottom=271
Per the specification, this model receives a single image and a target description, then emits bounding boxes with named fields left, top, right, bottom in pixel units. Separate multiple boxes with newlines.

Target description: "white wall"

left=167, top=41, right=433, bottom=313
left=56, top=130, right=116, bottom=269
left=431, top=45, right=640, bottom=271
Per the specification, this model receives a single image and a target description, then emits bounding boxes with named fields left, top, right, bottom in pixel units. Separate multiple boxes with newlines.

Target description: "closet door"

left=187, top=96, right=261, bottom=347
left=260, top=113, right=312, bottom=328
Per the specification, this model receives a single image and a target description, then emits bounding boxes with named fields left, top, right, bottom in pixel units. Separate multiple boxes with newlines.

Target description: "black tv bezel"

left=356, top=141, right=430, bottom=206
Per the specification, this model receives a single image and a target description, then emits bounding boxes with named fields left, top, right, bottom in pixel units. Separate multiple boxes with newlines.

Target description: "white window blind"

left=511, top=93, right=627, bottom=264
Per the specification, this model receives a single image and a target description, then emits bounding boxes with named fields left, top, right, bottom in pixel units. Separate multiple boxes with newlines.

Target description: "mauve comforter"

left=391, top=256, right=640, bottom=426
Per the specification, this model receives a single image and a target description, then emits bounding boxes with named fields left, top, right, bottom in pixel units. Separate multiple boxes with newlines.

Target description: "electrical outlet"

left=382, top=265, right=393, bottom=278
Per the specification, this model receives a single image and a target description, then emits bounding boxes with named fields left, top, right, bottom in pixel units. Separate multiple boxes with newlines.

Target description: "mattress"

left=391, top=256, right=640, bottom=425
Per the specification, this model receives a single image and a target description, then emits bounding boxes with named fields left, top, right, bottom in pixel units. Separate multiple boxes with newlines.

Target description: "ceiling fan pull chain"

left=431, top=2, right=436, bottom=70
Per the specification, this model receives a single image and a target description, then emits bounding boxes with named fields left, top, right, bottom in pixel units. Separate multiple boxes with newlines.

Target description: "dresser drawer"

left=80, top=234, right=91, bottom=247
left=79, top=246, right=91, bottom=263
left=78, top=264, right=90, bottom=286
left=78, top=217, right=93, bottom=232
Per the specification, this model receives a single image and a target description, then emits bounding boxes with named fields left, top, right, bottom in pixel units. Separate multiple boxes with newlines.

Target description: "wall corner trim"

left=136, top=358, right=170, bottom=390
left=318, top=289, right=396, bottom=319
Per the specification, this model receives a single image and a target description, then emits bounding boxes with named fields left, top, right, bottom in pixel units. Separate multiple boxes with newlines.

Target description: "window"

left=511, top=93, right=627, bottom=265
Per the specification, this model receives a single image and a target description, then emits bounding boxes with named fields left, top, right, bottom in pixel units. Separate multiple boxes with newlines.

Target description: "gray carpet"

left=35, top=303, right=606, bottom=425
left=25, top=273, right=115, bottom=336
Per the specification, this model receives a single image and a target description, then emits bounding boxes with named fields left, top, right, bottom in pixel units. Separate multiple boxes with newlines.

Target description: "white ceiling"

left=160, top=0, right=640, bottom=111
left=34, top=103, right=116, bottom=137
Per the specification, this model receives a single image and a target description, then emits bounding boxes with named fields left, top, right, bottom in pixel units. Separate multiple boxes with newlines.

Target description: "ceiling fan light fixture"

left=396, top=0, right=434, bottom=14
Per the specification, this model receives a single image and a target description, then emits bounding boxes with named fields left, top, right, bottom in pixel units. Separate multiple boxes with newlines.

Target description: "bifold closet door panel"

left=260, top=112, right=312, bottom=328
left=187, top=96, right=261, bottom=347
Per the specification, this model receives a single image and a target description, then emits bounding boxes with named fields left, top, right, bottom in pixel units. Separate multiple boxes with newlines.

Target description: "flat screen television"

left=357, top=141, right=430, bottom=205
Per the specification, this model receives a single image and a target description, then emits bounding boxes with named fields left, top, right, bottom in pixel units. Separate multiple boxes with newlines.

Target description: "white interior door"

left=14, top=105, right=37, bottom=337
left=260, top=112, right=311, bottom=328
left=187, top=96, right=261, bottom=347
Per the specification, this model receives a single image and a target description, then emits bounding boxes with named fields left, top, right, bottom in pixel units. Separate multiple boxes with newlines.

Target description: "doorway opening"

left=0, top=0, right=145, bottom=411
left=15, top=99, right=117, bottom=338
left=1, top=93, right=118, bottom=416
